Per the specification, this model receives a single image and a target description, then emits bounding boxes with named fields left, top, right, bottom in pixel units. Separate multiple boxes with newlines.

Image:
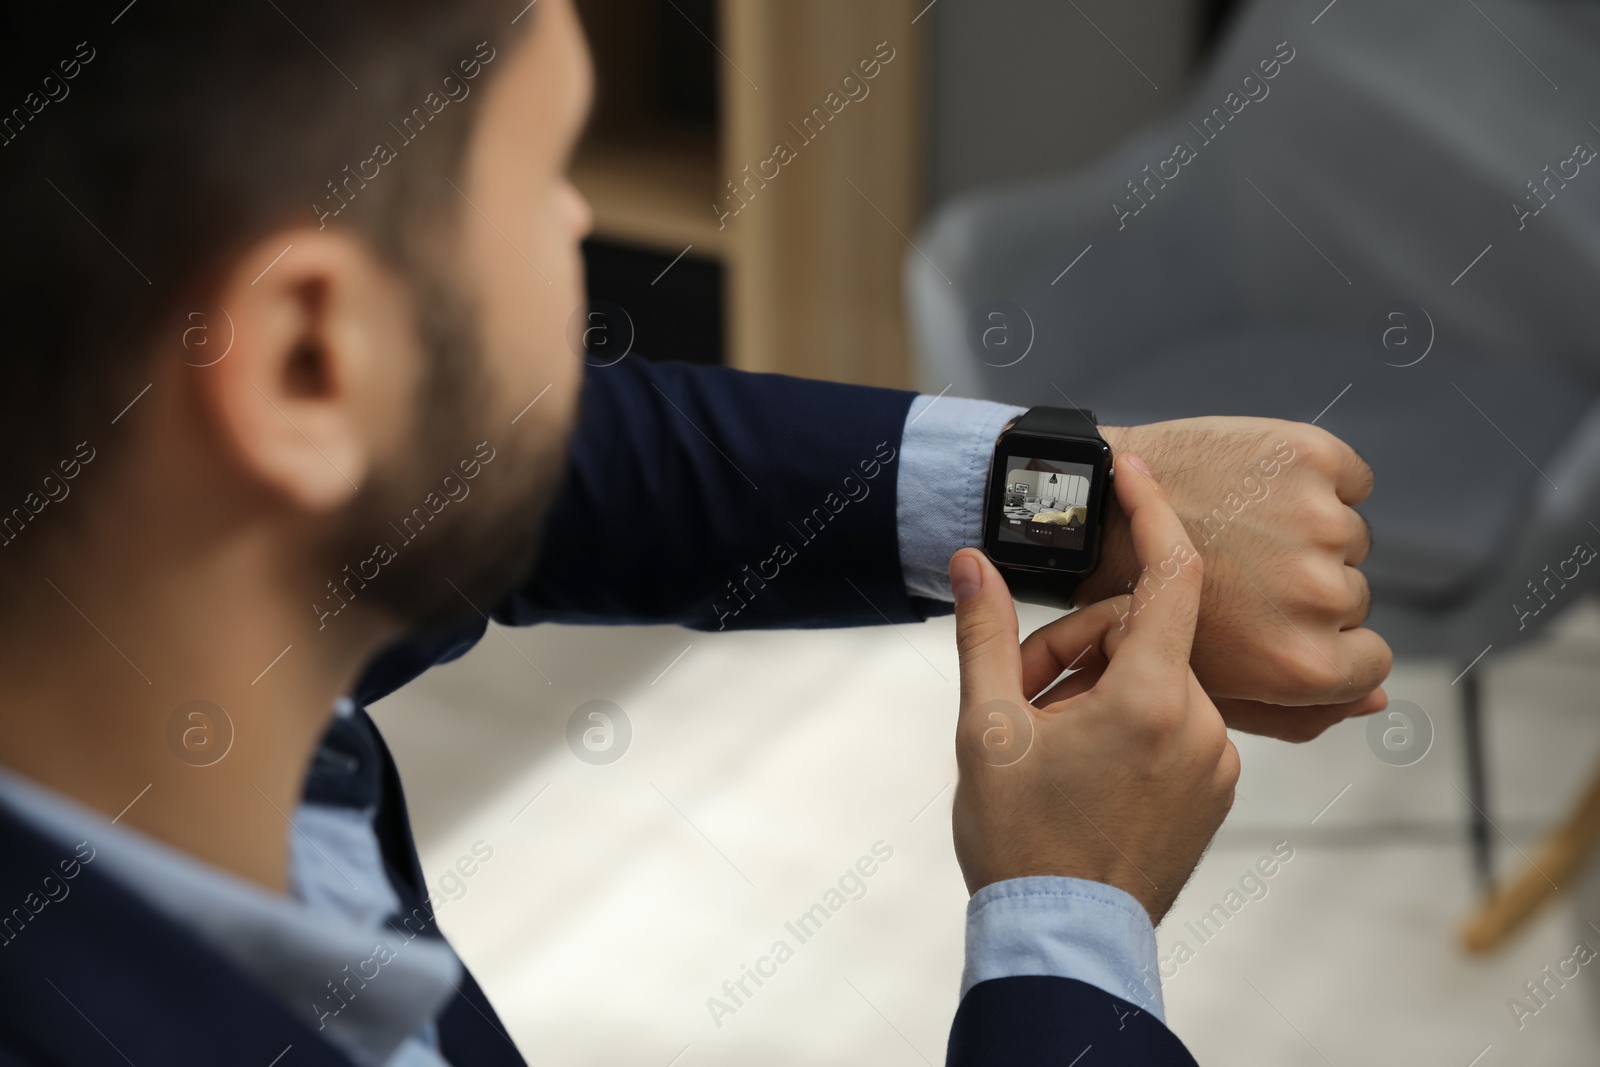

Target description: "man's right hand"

left=948, top=455, right=1239, bottom=923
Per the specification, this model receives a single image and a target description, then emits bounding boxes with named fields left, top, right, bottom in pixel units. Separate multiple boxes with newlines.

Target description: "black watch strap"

left=993, top=406, right=1104, bottom=611
left=997, top=567, right=1082, bottom=611
left=1011, top=406, right=1099, bottom=438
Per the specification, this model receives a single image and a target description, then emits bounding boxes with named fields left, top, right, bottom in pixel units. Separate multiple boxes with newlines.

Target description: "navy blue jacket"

left=0, top=356, right=1197, bottom=1066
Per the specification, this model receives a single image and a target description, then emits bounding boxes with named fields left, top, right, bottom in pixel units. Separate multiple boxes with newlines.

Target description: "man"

left=0, top=2, right=1387, bottom=1064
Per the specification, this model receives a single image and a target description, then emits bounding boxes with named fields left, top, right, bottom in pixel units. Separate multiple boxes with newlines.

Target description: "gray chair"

left=906, top=0, right=1600, bottom=890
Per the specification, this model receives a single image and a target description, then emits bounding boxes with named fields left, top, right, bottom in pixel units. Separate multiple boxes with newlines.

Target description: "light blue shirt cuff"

left=897, top=393, right=1027, bottom=601
left=962, top=875, right=1166, bottom=1024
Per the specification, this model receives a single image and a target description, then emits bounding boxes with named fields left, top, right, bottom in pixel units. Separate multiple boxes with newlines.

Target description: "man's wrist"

left=898, top=401, right=1138, bottom=607
left=961, top=874, right=1166, bottom=1020
left=897, top=394, right=1025, bottom=601
left=1070, top=424, right=1135, bottom=607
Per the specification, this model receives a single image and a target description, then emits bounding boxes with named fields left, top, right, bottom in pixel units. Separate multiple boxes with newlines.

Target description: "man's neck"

left=0, top=533, right=394, bottom=894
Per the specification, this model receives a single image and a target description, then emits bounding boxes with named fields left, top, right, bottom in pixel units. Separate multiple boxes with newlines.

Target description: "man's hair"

left=0, top=1, right=513, bottom=546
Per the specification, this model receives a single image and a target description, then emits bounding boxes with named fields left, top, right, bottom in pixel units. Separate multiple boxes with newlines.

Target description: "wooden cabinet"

left=572, top=0, right=923, bottom=388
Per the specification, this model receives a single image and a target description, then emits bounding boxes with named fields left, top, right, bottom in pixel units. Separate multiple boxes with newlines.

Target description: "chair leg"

left=1460, top=670, right=1493, bottom=892
left=1461, top=754, right=1600, bottom=952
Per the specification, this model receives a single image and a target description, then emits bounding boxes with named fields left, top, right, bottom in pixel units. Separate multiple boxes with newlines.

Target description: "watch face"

left=984, top=431, right=1112, bottom=574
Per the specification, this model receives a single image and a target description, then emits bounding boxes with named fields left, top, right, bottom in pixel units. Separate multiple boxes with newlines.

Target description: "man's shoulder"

left=0, top=800, right=354, bottom=1067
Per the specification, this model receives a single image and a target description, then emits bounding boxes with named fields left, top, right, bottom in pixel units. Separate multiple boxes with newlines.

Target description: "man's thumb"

left=949, top=549, right=1022, bottom=708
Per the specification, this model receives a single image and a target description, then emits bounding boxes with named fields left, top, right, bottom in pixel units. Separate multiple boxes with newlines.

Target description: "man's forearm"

left=509, top=358, right=927, bottom=631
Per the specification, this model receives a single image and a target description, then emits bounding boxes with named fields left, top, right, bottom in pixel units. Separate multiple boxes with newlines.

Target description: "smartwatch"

left=981, top=406, right=1114, bottom=609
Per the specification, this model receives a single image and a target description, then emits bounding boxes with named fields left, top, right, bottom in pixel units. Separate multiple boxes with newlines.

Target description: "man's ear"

left=192, top=230, right=422, bottom=512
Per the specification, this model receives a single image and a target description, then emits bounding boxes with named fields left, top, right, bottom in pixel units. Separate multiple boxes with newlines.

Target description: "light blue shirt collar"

left=0, top=762, right=460, bottom=1066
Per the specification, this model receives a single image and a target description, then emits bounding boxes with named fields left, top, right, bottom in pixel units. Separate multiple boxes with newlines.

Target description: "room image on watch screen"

left=998, top=459, right=1093, bottom=549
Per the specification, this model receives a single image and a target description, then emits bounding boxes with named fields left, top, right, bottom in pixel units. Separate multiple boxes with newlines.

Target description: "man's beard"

left=316, top=271, right=571, bottom=637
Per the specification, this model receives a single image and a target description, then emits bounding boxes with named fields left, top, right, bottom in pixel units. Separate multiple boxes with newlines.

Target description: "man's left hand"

left=1068, top=417, right=1392, bottom=742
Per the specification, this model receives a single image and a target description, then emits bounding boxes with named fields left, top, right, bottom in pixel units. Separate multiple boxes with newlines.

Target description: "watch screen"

left=984, top=431, right=1111, bottom=573
left=996, top=458, right=1095, bottom=550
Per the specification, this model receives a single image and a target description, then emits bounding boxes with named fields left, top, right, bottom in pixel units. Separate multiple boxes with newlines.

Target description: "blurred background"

left=371, top=0, right=1600, bottom=1062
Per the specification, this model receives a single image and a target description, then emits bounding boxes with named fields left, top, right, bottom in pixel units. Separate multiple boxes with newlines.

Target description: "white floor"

left=369, top=600, right=1600, bottom=1066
